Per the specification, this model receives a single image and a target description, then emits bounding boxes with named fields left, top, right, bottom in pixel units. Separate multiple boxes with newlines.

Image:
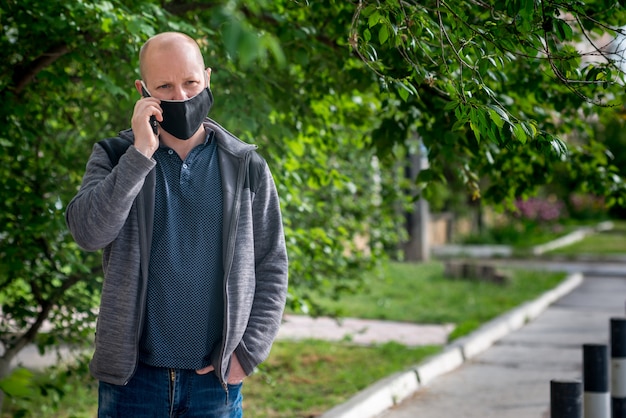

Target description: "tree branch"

left=12, top=43, right=70, bottom=94
left=3, top=269, right=94, bottom=360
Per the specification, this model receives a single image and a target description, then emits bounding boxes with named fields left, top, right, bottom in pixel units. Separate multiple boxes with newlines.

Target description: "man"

left=66, top=32, right=288, bottom=417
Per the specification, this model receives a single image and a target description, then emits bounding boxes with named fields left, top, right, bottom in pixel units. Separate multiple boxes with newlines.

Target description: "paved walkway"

left=278, top=315, right=454, bottom=347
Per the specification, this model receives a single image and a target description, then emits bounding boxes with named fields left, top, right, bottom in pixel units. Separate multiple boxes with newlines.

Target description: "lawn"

left=547, top=220, right=626, bottom=256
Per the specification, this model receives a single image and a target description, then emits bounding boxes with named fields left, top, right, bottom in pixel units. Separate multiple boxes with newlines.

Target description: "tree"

left=346, top=0, right=626, bottom=207
left=0, top=2, right=164, bottom=409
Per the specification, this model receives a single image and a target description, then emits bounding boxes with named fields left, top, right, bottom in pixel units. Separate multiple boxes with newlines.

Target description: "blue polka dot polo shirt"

left=139, top=132, right=224, bottom=370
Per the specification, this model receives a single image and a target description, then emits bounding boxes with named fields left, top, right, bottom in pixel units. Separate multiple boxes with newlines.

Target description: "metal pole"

left=583, top=343, right=610, bottom=418
left=551, top=379, right=582, bottom=418
left=611, top=318, right=626, bottom=418
left=402, top=137, right=430, bottom=261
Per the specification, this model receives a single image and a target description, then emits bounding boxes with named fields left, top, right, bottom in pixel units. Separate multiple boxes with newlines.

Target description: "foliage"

left=459, top=193, right=610, bottom=246
left=350, top=0, right=626, bottom=208
left=460, top=222, right=573, bottom=247
left=567, top=193, right=609, bottom=220
left=459, top=195, right=573, bottom=246
left=1, top=356, right=97, bottom=418
left=593, top=109, right=626, bottom=218
left=0, top=368, right=35, bottom=400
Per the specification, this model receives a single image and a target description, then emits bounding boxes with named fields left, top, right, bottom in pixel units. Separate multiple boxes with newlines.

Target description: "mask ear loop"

left=140, top=80, right=152, bottom=98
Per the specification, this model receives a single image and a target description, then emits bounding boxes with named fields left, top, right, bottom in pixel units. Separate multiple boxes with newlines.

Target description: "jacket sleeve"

left=235, top=161, right=288, bottom=375
left=65, top=142, right=156, bottom=251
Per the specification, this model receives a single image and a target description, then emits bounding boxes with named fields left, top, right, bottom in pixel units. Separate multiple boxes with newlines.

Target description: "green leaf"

left=550, top=138, right=569, bottom=156
left=470, top=120, right=481, bottom=141
left=369, top=11, right=381, bottom=28
left=554, top=19, right=573, bottom=42
left=444, top=100, right=459, bottom=111
left=261, top=33, right=286, bottom=67
left=222, top=18, right=242, bottom=59
left=397, top=85, right=409, bottom=101
left=585, top=65, right=602, bottom=82
left=521, top=121, right=537, bottom=139
left=512, top=123, right=527, bottom=143
left=488, top=108, right=505, bottom=128
left=364, top=28, right=371, bottom=42
left=469, top=107, right=481, bottom=141
left=361, top=4, right=377, bottom=17
left=486, top=104, right=510, bottom=124
left=0, top=368, right=36, bottom=398
left=288, top=139, right=305, bottom=157
left=379, top=25, right=389, bottom=45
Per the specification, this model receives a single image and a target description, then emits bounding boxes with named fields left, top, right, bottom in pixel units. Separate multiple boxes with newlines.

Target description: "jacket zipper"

left=126, top=189, right=150, bottom=385
left=216, top=150, right=252, bottom=398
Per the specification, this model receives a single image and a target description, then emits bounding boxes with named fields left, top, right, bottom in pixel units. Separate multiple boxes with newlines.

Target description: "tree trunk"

left=403, top=140, right=430, bottom=262
left=0, top=354, right=14, bottom=413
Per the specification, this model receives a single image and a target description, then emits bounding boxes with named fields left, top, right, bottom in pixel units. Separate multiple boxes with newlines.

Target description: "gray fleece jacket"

left=65, top=119, right=288, bottom=388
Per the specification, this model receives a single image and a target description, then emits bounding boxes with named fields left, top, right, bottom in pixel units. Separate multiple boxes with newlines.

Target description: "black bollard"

left=583, top=343, right=610, bottom=418
left=611, top=318, right=626, bottom=418
left=551, top=379, right=582, bottom=418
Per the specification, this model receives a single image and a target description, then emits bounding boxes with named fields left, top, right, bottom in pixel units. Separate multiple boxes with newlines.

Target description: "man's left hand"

left=226, top=353, right=246, bottom=384
left=195, top=353, right=246, bottom=384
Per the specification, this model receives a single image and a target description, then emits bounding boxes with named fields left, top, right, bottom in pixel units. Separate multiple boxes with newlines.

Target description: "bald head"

left=139, top=32, right=205, bottom=82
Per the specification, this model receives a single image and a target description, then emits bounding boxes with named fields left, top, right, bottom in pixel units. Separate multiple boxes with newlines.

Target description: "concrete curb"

left=319, top=272, right=584, bottom=418
left=531, top=221, right=613, bottom=255
left=432, top=221, right=614, bottom=259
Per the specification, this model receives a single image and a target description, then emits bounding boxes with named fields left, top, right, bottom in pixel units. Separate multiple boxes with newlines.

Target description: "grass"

left=241, top=340, right=440, bottom=418
left=315, top=262, right=566, bottom=340
left=5, top=220, right=625, bottom=417
left=547, top=220, right=626, bottom=256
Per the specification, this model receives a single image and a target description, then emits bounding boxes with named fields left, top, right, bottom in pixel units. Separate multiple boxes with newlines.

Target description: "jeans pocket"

left=226, top=381, right=243, bottom=389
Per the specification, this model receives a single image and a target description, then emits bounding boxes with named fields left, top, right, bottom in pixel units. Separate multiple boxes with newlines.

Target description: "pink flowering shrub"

left=514, top=196, right=565, bottom=223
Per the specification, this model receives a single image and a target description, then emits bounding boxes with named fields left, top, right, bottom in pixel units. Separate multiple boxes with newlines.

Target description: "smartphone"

left=141, top=86, right=159, bottom=136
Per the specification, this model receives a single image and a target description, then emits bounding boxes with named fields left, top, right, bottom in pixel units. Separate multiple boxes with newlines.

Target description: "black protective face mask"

left=141, top=82, right=214, bottom=140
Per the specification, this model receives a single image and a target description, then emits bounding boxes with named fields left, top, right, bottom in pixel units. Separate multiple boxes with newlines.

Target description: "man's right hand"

left=131, top=97, right=162, bottom=158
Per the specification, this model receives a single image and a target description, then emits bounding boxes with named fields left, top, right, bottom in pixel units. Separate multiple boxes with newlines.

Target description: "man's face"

left=142, top=43, right=207, bottom=101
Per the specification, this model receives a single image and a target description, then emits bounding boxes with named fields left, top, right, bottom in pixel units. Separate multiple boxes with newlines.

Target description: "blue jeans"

left=98, top=362, right=243, bottom=417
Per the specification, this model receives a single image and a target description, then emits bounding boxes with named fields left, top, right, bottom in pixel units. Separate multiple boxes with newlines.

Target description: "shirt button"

left=168, top=149, right=174, bottom=155
left=183, top=164, right=188, bottom=169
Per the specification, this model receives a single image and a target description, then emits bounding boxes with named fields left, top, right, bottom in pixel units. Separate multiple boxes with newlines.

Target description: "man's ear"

left=134, top=80, right=143, bottom=95
left=205, top=68, right=212, bottom=88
